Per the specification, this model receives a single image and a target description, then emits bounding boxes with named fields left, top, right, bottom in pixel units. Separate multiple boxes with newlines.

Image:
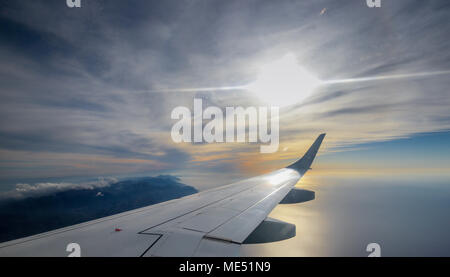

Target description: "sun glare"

left=246, top=53, right=321, bottom=107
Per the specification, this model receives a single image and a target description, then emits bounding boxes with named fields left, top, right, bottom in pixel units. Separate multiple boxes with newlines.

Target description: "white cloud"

left=0, top=177, right=117, bottom=200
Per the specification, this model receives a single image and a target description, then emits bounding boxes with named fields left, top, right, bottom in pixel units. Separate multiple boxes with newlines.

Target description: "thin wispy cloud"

left=1, top=0, right=450, bottom=189
left=0, top=177, right=117, bottom=200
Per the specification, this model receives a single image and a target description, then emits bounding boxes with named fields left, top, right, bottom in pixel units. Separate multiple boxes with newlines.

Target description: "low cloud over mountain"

left=0, top=175, right=197, bottom=242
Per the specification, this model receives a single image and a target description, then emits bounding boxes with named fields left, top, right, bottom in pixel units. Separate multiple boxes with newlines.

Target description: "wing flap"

left=204, top=170, right=297, bottom=243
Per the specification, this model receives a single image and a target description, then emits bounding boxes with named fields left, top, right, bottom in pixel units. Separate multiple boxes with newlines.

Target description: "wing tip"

left=287, top=133, right=326, bottom=173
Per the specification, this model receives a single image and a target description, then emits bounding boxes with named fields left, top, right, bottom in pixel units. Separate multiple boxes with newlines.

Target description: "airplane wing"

left=0, top=134, right=325, bottom=257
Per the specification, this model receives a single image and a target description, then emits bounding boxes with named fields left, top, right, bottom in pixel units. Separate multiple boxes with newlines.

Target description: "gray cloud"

left=0, top=0, right=450, bottom=188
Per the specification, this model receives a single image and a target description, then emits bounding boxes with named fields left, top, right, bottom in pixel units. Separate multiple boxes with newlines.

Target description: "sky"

left=1, top=0, right=450, bottom=195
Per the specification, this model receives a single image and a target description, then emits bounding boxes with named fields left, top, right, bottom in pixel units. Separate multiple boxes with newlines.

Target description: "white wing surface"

left=0, top=134, right=326, bottom=257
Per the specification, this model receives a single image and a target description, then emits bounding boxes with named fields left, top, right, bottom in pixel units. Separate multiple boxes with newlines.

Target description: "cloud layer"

left=0, top=177, right=118, bottom=200
left=1, top=1, right=450, bottom=189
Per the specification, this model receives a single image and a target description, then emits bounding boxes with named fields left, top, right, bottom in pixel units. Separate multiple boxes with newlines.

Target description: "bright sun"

left=246, top=53, right=321, bottom=107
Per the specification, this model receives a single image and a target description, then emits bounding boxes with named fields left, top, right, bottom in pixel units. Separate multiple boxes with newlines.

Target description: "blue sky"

left=1, top=0, right=450, bottom=194
left=318, top=131, right=450, bottom=172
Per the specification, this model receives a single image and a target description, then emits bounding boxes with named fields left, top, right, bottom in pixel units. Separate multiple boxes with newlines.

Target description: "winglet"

left=287, top=133, right=326, bottom=174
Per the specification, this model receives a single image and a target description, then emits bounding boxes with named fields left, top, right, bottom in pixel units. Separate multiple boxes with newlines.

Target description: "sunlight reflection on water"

left=242, top=174, right=450, bottom=257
